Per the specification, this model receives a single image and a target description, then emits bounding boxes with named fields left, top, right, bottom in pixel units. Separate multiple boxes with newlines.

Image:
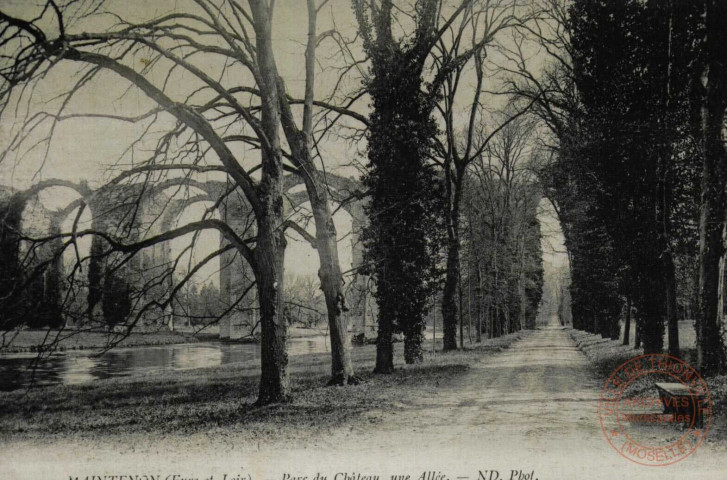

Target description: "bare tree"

left=276, top=0, right=361, bottom=385
left=0, top=0, right=365, bottom=401
left=465, top=114, right=541, bottom=339
left=430, top=0, right=538, bottom=350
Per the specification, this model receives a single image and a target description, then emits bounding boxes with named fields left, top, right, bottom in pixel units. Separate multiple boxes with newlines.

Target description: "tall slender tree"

left=693, top=0, right=727, bottom=375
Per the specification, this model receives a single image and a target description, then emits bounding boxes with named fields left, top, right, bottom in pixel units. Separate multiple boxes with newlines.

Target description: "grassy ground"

left=0, top=332, right=523, bottom=443
left=619, top=318, right=697, bottom=353
left=570, top=319, right=699, bottom=379
left=568, top=327, right=727, bottom=442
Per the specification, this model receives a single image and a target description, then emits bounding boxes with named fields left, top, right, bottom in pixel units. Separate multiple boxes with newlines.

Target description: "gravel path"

left=315, top=327, right=727, bottom=480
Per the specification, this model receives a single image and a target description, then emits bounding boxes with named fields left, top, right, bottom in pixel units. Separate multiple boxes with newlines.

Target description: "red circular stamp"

left=598, top=354, right=712, bottom=466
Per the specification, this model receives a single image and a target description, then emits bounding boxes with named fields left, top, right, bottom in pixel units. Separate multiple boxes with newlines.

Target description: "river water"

left=0, top=335, right=338, bottom=391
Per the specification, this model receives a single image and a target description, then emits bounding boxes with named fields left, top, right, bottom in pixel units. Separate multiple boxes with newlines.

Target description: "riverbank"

left=0, top=329, right=209, bottom=354
left=0, top=331, right=523, bottom=442
left=0, top=325, right=333, bottom=354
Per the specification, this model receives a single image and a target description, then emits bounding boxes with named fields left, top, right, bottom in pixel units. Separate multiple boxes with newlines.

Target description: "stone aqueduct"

left=0, top=173, right=373, bottom=339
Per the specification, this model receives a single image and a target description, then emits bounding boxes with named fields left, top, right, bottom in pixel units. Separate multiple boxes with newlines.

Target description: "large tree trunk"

left=497, top=304, right=504, bottom=337
left=313, top=198, right=357, bottom=384
left=518, top=240, right=528, bottom=330
left=718, top=251, right=725, bottom=330
left=695, top=0, right=727, bottom=376
left=664, top=252, right=680, bottom=357
left=491, top=237, right=500, bottom=338
left=250, top=0, right=289, bottom=404
left=476, top=263, right=483, bottom=342
left=375, top=306, right=394, bottom=373
left=275, top=0, right=357, bottom=386
left=442, top=179, right=462, bottom=351
left=609, top=313, right=620, bottom=340
left=277, top=133, right=356, bottom=385
left=696, top=192, right=726, bottom=374
left=467, top=259, right=473, bottom=342
left=639, top=274, right=665, bottom=354
left=459, top=267, right=465, bottom=346
left=623, top=296, right=631, bottom=346
left=404, top=323, right=424, bottom=363
left=634, top=313, right=642, bottom=349
left=254, top=225, right=288, bottom=404
left=353, top=0, right=440, bottom=373
left=657, top=0, right=680, bottom=360
left=442, top=242, right=460, bottom=350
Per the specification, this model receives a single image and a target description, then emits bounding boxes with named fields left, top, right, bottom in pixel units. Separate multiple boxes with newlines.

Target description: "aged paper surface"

left=1, top=1, right=726, bottom=480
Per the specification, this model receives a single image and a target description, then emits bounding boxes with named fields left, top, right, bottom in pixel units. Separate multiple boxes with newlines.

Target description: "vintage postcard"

left=1, top=1, right=726, bottom=479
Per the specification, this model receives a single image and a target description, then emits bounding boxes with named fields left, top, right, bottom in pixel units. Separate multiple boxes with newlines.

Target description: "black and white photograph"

left=1, top=0, right=726, bottom=478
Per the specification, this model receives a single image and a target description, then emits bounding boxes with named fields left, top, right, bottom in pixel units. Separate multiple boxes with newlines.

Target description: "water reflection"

left=0, top=335, right=335, bottom=391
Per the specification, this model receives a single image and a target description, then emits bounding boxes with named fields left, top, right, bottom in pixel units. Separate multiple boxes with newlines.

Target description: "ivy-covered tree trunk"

left=363, top=64, right=438, bottom=366
left=374, top=303, right=394, bottom=373
left=442, top=227, right=461, bottom=351
left=403, top=321, right=425, bottom=364
left=353, top=0, right=444, bottom=370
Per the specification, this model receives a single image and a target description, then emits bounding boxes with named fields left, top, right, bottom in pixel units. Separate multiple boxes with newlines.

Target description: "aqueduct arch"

left=0, top=172, right=371, bottom=339
left=0, top=181, right=93, bottom=329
